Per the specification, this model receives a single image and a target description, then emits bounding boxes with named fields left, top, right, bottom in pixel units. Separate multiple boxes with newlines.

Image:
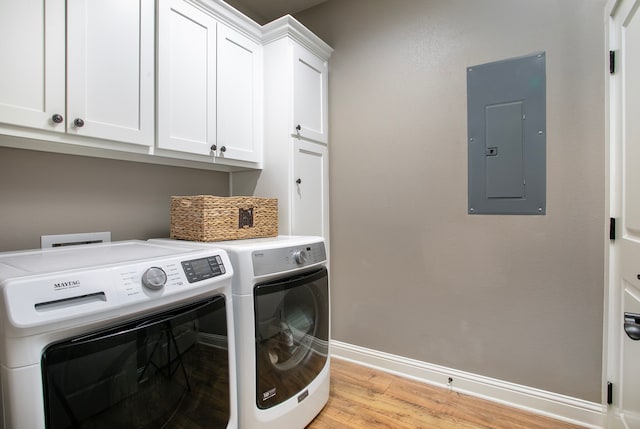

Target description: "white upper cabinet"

left=217, top=23, right=262, bottom=163
left=0, top=0, right=66, bottom=132
left=292, top=44, right=329, bottom=144
left=66, top=0, right=154, bottom=146
left=157, top=0, right=217, bottom=156
left=0, top=0, right=154, bottom=146
left=157, top=0, right=262, bottom=165
left=1, top=1, right=332, bottom=173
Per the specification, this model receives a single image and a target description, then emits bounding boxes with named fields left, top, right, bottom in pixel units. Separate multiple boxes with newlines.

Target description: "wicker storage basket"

left=170, top=195, right=278, bottom=242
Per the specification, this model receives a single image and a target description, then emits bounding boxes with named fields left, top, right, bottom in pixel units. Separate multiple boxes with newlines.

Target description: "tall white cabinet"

left=232, top=16, right=333, bottom=244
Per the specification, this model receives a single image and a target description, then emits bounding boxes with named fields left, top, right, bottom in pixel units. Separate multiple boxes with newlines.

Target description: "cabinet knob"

left=295, top=124, right=301, bottom=132
left=51, top=114, right=64, bottom=124
left=73, top=118, right=85, bottom=128
left=296, top=178, right=302, bottom=184
left=210, top=144, right=217, bottom=151
left=220, top=146, right=226, bottom=153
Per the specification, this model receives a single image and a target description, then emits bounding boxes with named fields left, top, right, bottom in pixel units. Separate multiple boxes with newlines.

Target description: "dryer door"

left=253, top=267, right=329, bottom=409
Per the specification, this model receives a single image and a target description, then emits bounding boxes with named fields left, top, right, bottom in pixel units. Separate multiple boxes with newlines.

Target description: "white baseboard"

left=330, top=340, right=606, bottom=429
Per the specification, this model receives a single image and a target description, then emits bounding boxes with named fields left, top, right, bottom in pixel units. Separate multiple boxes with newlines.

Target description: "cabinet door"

left=217, top=24, right=261, bottom=163
left=66, top=0, right=154, bottom=146
left=292, top=44, right=328, bottom=144
left=157, top=0, right=217, bottom=156
left=0, top=0, right=65, bottom=132
left=292, top=139, right=328, bottom=237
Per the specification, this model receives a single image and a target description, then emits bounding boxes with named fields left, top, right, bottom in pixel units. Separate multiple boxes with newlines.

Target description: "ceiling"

left=224, top=0, right=328, bottom=24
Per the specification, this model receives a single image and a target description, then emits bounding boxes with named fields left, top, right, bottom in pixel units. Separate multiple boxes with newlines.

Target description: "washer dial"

left=141, top=267, right=167, bottom=290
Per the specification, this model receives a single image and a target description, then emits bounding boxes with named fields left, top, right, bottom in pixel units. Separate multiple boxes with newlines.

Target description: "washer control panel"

left=3, top=248, right=232, bottom=333
left=182, top=256, right=226, bottom=283
left=252, top=241, right=326, bottom=276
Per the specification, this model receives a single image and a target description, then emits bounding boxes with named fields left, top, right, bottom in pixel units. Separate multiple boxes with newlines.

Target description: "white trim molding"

left=331, top=340, right=606, bottom=429
left=262, top=15, right=333, bottom=60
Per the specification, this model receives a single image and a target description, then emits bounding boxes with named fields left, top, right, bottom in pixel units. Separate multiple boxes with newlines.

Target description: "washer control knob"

left=293, top=250, right=308, bottom=265
left=142, top=267, right=167, bottom=290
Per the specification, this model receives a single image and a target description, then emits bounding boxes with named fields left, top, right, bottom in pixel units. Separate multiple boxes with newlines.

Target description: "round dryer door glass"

left=253, top=268, right=329, bottom=409
left=266, top=288, right=317, bottom=370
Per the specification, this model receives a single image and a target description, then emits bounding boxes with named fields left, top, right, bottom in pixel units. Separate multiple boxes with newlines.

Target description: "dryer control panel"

left=252, top=242, right=326, bottom=276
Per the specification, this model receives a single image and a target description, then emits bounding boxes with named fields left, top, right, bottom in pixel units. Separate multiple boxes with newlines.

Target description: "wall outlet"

left=41, top=232, right=111, bottom=248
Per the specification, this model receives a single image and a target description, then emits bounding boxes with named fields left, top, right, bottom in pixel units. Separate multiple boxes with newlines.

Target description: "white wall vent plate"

left=41, top=232, right=111, bottom=248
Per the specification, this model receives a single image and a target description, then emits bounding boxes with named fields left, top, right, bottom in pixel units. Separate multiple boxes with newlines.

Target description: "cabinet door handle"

left=220, top=146, right=226, bottom=153
left=295, top=124, right=301, bottom=132
left=210, top=144, right=217, bottom=151
left=625, top=313, right=640, bottom=341
left=51, top=114, right=64, bottom=124
left=296, top=178, right=302, bottom=184
left=73, top=118, right=85, bottom=128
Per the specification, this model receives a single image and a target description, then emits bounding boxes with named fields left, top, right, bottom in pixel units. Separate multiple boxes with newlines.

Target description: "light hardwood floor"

left=307, top=358, right=587, bottom=429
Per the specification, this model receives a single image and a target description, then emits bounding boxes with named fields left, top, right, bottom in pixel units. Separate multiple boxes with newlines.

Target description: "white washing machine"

left=151, top=236, right=330, bottom=429
left=0, top=240, right=237, bottom=429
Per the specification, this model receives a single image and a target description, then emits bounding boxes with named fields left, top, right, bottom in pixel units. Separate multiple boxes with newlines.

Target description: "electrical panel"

left=467, top=52, right=546, bottom=215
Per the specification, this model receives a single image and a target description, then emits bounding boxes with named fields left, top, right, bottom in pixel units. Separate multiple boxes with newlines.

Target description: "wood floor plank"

left=307, top=358, right=587, bottom=429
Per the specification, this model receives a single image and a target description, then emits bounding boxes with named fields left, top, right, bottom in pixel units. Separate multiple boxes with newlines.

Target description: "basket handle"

left=239, top=207, right=254, bottom=228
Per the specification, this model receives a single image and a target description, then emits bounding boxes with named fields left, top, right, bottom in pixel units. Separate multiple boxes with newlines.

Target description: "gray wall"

left=0, top=145, right=229, bottom=251
left=296, top=0, right=605, bottom=402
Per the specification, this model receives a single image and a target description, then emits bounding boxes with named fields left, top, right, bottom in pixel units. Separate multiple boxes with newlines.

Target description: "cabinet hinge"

left=610, top=217, right=616, bottom=240
left=607, top=381, right=613, bottom=405
left=610, top=50, right=616, bottom=75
